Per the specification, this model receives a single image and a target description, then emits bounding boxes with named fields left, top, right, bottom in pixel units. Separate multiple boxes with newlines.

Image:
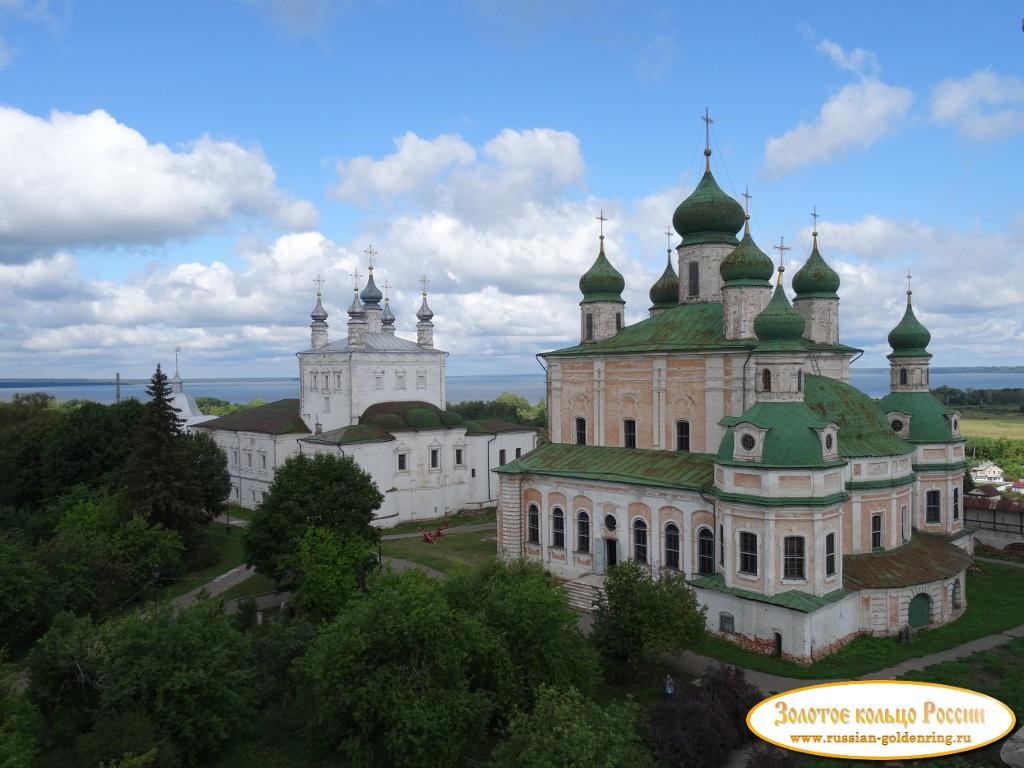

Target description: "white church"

left=195, top=263, right=537, bottom=527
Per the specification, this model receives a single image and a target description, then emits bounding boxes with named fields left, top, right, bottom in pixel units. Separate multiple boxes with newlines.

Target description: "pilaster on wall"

left=549, top=362, right=562, bottom=443
left=594, top=360, right=605, bottom=447
left=704, top=355, right=725, bottom=452
left=653, top=358, right=667, bottom=449
left=498, top=475, right=523, bottom=559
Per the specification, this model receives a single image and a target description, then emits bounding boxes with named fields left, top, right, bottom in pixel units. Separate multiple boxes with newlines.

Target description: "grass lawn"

left=698, top=561, right=1024, bottom=680
left=960, top=407, right=1024, bottom=440
left=384, top=506, right=496, bottom=536
left=219, top=572, right=279, bottom=602
left=159, top=527, right=247, bottom=600
left=381, top=531, right=498, bottom=574
left=224, top=503, right=256, bottom=523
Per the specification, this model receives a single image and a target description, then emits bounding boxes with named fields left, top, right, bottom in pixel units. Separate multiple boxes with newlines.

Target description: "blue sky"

left=0, top=0, right=1021, bottom=378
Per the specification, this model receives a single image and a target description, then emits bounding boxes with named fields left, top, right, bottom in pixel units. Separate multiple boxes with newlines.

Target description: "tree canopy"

left=245, top=452, right=383, bottom=582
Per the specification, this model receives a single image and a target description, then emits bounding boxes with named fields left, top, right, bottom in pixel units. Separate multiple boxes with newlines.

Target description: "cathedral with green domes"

left=496, top=136, right=971, bottom=662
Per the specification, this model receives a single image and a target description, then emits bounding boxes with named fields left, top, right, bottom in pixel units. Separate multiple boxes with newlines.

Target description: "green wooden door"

left=909, top=593, right=931, bottom=627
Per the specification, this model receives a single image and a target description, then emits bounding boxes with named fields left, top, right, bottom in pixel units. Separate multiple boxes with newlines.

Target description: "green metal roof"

left=196, top=399, right=309, bottom=435
left=843, top=531, right=970, bottom=590
left=495, top=442, right=715, bottom=491
left=579, top=239, right=625, bottom=304
left=754, top=279, right=806, bottom=350
left=805, top=375, right=913, bottom=458
left=545, top=302, right=860, bottom=358
left=792, top=236, right=840, bottom=299
left=718, top=402, right=841, bottom=468
left=464, top=418, right=535, bottom=435
left=359, top=401, right=464, bottom=431
left=887, top=294, right=932, bottom=359
left=720, top=227, right=773, bottom=286
left=302, top=423, right=394, bottom=446
left=648, top=253, right=679, bottom=308
left=877, top=391, right=961, bottom=444
left=690, top=572, right=850, bottom=613
left=672, top=162, right=745, bottom=246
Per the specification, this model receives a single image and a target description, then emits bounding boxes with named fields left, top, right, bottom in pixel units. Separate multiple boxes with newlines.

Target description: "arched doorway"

left=909, top=593, right=932, bottom=627
left=773, top=632, right=783, bottom=657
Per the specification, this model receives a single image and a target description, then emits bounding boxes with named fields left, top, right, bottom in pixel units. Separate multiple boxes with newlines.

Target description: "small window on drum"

left=825, top=433, right=834, bottom=451
left=891, top=419, right=904, bottom=433
left=741, top=434, right=756, bottom=451
left=952, top=417, right=959, bottom=434
left=604, top=514, right=616, bottom=531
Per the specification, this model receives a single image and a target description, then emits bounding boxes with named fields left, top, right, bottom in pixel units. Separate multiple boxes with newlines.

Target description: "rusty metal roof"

left=842, top=532, right=971, bottom=590
left=195, top=399, right=309, bottom=435
left=495, top=442, right=715, bottom=491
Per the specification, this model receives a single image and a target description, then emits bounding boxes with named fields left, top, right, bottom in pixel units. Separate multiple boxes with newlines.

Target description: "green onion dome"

left=671, top=149, right=745, bottom=246
left=754, top=272, right=806, bottom=345
left=720, top=221, right=773, bottom=286
left=579, top=237, right=625, bottom=304
left=648, top=251, right=678, bottom=308
left=792, top=233, right=840, bottom=298
left=887, top=292, right=931, bottom=358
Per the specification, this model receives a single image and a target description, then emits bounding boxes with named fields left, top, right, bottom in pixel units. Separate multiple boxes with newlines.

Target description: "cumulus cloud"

left=802, top=215, right=1024, bottom=364
left=764, top=38, right=912, bottom=177
left=931, top=70, right=1024, bottom=140
left=0, top=106, right=317, bottom=258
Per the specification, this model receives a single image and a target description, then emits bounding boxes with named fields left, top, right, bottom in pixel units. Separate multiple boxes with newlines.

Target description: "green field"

left=960, top=407, right=1024, bottom=440
left=159, top=528, right=247, bottom=600
left=381, top=531, right=498, bottom=574
left=383, top=506, right=496, bottom=536
left=698, top=561, right=1024, bottom=680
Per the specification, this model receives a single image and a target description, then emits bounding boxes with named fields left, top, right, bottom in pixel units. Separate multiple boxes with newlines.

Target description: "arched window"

left=623, top=419, right=637, bottom=449
left=871, top=514, right=883, bottom=549
left=527, top=504, right=539, bottom=544
left=783, top=536, right=805, bottom=579
left=698, top=528, right=714, bottom=575
left=926, top=490, right=941, bottom=523
left=576, top=511, right=590, bottom=554
left=762, top=368, right=772, bottom=392
left=825, top=532, right=836, bottom=576
left=719, top=523, right=724, bottom=566
left=664, top=523, right=680, bottom=570
left=552, top=508, right=565, bottom=548
left=633, top=519, right=648, bottom=563
left=575, top=417, right=586, bottom=445
left=797, top=369, right=803, bottom=392
left=615, top=312, right=622, bottom=332
left=585, top=313, right=594, bottom=341
left=900, top=368, right=908, bottom=386
left=953, top=488, right=960, bottom=521
left=676, top=420, right=690, bottom=452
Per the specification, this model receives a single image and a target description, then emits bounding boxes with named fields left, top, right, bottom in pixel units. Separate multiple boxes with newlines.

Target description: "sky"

left=0, top=0, right=1022, bottom=379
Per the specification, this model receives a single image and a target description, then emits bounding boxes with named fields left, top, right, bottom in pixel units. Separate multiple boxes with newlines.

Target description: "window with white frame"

left=783, top=536, right=805, bottom=579
left=623, top=419, right=636, bottom=448
left=575, top=417, right=586, bottom=445
left=232, top=450, right=239, bottom=466
left=926, top=490, right=941, bottom=523
left=527, top=504, right=539, bottom=544
left=335, top=373, right=343, bottom=389
left=397, top=452, right=408, bottom=472
left=871, top=514, right=883, bottom=549
left=676, top=420, right=690, bottom=452
left=374, top=369, right=384, bottom=390
left=430, top=448, right=440, bottom=470
left=953, top=487, right=960, bottom=520
left=826, top=532, right=836, bottom=576
left=454, top=447, right=464, bottom=466
left=416, top=373, right=427, bottom=389
left=633, top=519, right=648, bottom=563
left=246, top=452, right=252, bottom=468
left=576, top=511, right=590, bottom=553
left=552, top=508, right=565, bottom=548
left=664, top=523, right=680, bottom=570
left=396, top=371, right=406, bottom=390
left=739, top=531, right=757, bottom=575
left=260, top=454, right=267, bottom=471
left=698, top=528, right=714, bottom=575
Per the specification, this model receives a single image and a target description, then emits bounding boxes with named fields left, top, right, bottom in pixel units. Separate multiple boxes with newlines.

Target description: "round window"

left=891, top=419, right=904, bottom=433
left=604, top=514, right=617, bottom=531
left=825, top=434, right=834, bottom=450
left=740, top=434, right=756, bottom=451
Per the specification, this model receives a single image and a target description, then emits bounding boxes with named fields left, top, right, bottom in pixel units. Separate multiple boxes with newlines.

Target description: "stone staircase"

left=562, top=574, right=605, bottom=612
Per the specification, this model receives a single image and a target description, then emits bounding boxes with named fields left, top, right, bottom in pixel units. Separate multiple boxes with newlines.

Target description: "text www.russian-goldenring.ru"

left=790, top=732, right=973, bottom=748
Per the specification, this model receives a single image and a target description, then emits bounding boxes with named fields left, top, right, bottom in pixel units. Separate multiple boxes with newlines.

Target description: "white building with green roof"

left=496, top=137, right=971, bottom=662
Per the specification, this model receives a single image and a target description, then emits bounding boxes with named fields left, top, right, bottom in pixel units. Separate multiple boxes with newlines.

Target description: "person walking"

left=664, top=674, right=676, bottom=698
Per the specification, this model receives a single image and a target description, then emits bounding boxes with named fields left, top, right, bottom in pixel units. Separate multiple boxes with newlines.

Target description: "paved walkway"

left=381, top=521, right=496, bottom=541
left=172, top=564, right=256, bottom=607
left=212, top=513, right=250, bottom=529
left=976, top=554, right=1024, bottom=569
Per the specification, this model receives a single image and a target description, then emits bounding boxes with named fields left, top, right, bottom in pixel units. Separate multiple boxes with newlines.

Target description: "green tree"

left=443, top=559, right=598, bottom=713
left=181, top=432, right=231, bottom=520
left=291, top=527, right=375, bottom=623
left=245, top=453, right=383, bottom=582
left=123, top=365, right=204, bottom=537
left=0, top=393, right=59, bottom=510
left=300, top=570, right=493, bottom=767
left=491, top=684, right=655, bottom=768
left=591, top=562, right=706, bottom=670
left=0, top=530, right=49, bottom=648
left=0, top=663, right=41, bottom=768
